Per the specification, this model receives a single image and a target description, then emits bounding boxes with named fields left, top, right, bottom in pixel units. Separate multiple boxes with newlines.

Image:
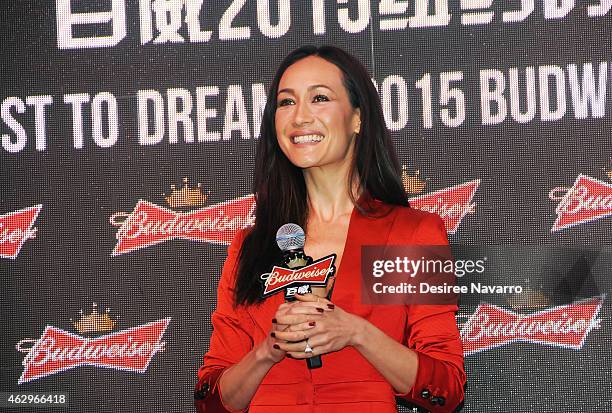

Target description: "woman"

left=195, top=45, right=465, bottom=413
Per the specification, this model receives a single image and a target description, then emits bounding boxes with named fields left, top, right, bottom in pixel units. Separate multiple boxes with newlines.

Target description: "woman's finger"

left=285, top=338, right=329, bottom=359
left=284, top=303, right=328, bottom=316
left=291, top=296, right=334, bottom=310
left=273, top=325, right=316, bottom=342
left=274, top=340, right=313, bottom=354
left=293, top=293, right=326, bottom=303
left=275, top=312, right=322, bottom=326
left=285, top=320, right=319, bottom=332
left=271, top=322, right=289, bottom=333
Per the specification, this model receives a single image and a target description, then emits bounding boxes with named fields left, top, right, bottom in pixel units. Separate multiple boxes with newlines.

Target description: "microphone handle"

left=307, top=355, right=322, bottom=369
left=293, top=279, right=323, bottom=369
left=305, top=270, right=336, bottom=370
left=282, top=248, right=337, bottom=370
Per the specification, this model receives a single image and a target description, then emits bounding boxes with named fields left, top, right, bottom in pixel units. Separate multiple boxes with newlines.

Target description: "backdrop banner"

left=1, top=1, right=611, bottom=412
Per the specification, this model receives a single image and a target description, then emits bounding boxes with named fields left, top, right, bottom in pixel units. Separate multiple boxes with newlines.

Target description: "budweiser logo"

left=110, top=195, right=256, bottom=255
left=409, top=180, right=480, bottom=234
left=260, top=255, right=336, bottom=297
left=461, top=296, right=603, bottom=355
left=549, top=174, right=612, bottom=232
left=0, top=205, right=41, bottom=259
left=16, top=318, right=170, bottom=384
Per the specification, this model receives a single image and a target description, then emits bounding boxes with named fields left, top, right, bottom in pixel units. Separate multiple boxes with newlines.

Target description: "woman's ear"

left=353, top=108, right=361, bottom=134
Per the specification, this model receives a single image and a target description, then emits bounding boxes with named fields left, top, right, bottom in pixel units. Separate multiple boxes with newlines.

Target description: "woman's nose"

left=292, top=102, right=314, bottom=126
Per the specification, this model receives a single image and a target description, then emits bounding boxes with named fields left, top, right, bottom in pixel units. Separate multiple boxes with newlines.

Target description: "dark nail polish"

left=316, top=307, right=324, bottom=313
left=309, top=321, right=316, bottom=327
left=270, top=332, right=276, bottom=338
left=272, top=318, right=277, bottom=324
left=286, top=353, right=293, bottom=358
left=273, top=344, right=280, bottom=350
left=327, top=304, right=335, bottom=309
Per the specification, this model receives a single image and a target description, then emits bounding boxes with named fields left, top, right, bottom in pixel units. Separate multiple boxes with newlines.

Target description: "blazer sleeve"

left=394, top=211, right=467, bottom=413
left=195, top=230, right=254, bottom=413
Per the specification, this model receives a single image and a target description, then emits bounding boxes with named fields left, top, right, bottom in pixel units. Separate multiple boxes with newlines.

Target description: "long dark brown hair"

left=234, top=45, right=408, bottom=305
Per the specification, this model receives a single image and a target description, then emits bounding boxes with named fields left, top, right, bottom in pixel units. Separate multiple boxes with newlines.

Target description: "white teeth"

left=292, top=134, right=324, bottom=144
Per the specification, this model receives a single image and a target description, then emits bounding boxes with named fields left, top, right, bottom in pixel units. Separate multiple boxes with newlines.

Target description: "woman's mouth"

left=292, top=134, right=324, bottom=144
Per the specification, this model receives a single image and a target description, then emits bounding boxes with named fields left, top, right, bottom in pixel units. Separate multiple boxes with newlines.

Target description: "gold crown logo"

left=72, top=303, right=117, bottom=335
left=164, top=177, right=207, bottom=208
left=402, top=166, right=427, bottom=194
left=506, top=278, right=550, bottom=310
left=506, top=287, right=550, bottom=310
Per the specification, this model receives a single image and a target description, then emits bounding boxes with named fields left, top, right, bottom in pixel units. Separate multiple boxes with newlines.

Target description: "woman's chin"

left=293, top=161, right=319, bottom=170
left=285, top=155, right=322, bottom=169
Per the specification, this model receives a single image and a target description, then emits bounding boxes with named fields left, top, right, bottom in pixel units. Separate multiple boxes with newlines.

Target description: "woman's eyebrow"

left=277, top=84, right=333, bottom=96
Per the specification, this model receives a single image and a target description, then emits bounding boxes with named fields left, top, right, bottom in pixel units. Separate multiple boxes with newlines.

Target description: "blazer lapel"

left=330, top=203, right=398, bottom=316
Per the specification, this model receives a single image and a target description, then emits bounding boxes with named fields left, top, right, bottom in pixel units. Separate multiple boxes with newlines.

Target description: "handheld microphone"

left=276, top=223, right=312, bottom=295
left=276, top=223, right=323, bottom=369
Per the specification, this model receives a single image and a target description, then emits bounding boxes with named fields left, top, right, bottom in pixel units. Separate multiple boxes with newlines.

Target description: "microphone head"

left=276, top=223, right=305, bottom=251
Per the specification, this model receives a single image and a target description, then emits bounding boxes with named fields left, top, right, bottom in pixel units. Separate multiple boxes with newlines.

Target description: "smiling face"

left=274, top=56, right=361, bottom=170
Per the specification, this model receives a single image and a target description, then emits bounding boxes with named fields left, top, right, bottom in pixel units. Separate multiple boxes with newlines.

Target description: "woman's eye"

left=277, top=95, right=328, bottom=107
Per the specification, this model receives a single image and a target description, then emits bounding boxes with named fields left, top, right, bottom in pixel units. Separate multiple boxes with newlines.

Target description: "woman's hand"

left=262, top=296, right=328, bottom=363
left=272, top=293, right=365, bottom=359
left=257, top=323, right=287, bottom=364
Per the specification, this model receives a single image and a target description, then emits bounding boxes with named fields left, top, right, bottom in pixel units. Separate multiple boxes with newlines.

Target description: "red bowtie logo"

left=110, top=195, right=256, bottom=255
left=0, top=205, right=41, bottom=259
left=409, top=180, right=480, bottom=234
left=18, top=318, right=170, bottom=384
left=260, top=255, right=336, bottom=297
left=461, top=296, right=603, bottom=355
left=549, top=174, right=612, bottom=232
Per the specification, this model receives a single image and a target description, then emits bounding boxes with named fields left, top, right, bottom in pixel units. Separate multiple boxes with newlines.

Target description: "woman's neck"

left=303, top=163, right=360, bottom=224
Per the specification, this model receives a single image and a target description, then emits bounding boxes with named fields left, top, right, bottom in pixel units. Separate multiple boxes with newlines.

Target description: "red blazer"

left=196, top=201, right=466, bottom=413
